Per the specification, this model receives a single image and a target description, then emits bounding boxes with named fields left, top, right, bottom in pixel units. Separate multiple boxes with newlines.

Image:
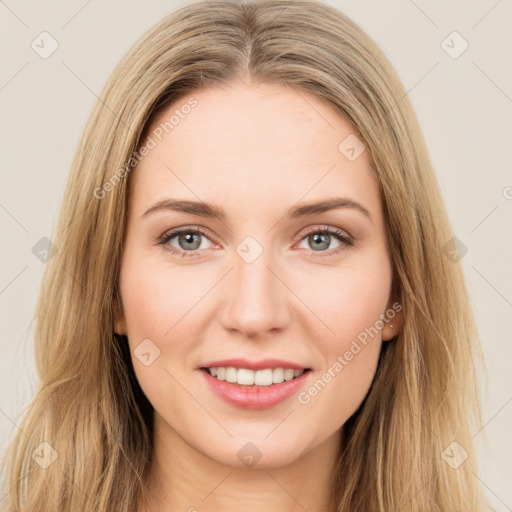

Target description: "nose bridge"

left=221, top=236, right=288, bottom=337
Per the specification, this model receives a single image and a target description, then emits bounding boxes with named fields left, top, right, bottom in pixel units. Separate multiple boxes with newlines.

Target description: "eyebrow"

left=142, top=197, right=372, bottom=222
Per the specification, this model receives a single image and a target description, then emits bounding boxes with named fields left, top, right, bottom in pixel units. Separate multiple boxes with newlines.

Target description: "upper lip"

left=200, top=358, right=310, bottom=371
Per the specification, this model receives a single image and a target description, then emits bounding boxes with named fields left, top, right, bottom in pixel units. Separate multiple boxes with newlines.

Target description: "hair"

left=0, top=0, right=492, bottom=510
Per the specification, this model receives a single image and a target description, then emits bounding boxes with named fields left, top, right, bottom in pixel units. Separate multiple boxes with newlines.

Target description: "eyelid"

left=157, top=225, right=219, bottom=247
left=297, top=224, right=353, bottom=242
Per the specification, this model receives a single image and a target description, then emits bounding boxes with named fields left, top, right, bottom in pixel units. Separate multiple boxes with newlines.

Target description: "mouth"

left=201, top=366, right=312, bottom=387
left=200, top=365, right=313, bottom=409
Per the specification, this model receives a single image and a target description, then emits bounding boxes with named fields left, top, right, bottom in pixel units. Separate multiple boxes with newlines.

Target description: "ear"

left=113, top=291, right=127, bottom=335
left=381, top=294, right=404, bottom=342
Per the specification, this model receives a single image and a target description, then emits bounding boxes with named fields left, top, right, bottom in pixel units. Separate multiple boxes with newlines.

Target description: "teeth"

left=284, top=369, right=295, bottom=381
left=225, top=367, right=237, bottom=383
left=207, top=367, right=306, bottom=386
left=238, top=368, right=255, bottom=385
left=273, top=367, right=284, bottom=383
left=255, top=368, right=273, bottom=385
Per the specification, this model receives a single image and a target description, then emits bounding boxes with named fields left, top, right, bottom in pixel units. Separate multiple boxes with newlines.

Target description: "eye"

left=296, top=226, right=354, bottom=257
left=158, top=226, right=216, bottom=258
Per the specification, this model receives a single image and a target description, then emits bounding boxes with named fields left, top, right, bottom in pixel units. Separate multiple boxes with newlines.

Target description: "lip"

left=200, top=368, right=312, bottom=410
left=200, top=358, right=310, bottom=371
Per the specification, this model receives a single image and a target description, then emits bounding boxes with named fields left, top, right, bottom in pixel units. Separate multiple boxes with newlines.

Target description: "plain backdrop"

left=1, top=0, right=511, bottom=509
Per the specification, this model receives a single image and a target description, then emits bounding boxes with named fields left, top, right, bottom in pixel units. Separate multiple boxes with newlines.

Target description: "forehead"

left=129, top=82, right=380, bottom=218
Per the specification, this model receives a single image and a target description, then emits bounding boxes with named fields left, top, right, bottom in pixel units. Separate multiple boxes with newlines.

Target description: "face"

left=116, top=82, right=402, bottom=469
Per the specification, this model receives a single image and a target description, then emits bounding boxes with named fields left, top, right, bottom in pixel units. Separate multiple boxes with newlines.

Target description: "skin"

left=115, top=81, right=403, bottom=512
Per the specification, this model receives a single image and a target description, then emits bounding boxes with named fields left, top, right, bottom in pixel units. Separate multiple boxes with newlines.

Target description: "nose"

left=220, top=246, right=290, bottom=339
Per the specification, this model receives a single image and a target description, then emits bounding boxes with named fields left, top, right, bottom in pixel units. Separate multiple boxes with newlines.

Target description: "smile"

left=201, top=367, right=313, bottom=410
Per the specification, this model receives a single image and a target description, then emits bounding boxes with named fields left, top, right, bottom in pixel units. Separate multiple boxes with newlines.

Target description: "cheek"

left=119, top=252, right=199, bottom=340
left=298, top=260, right=391, bottom=415
left=306, top=260, right=392, bottom=345
left=118, top=255, right=196, bottom=411
left=118, top=252, right=212, bottom=397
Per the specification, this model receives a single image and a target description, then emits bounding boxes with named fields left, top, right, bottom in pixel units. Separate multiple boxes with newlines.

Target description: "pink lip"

left=200, top=358, right=310, bottom=371
left=200, top=368, right=312, bottom=410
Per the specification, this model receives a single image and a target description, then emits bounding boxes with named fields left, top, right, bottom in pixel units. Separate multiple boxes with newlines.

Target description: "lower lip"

left=201, top=369, right=312, bottom=410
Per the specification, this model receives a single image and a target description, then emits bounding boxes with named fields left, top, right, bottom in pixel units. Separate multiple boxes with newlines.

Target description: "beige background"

left=1, top=0, right=511, bottom=509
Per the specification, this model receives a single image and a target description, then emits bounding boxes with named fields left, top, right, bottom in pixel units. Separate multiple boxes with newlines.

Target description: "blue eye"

left=157, top=225, right=354, bottom=258
left=297, top=226, right=354, bottom=257
left=158, top=227, right=214, bottom=258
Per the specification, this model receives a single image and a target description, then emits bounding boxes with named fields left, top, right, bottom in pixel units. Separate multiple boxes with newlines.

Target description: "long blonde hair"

left=1, top=0, right=491, bottom=510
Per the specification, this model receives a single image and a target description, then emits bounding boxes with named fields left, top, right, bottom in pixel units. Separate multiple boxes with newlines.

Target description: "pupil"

left=311, top=233, right=329, bottom=251
left=181, top=232, right=200, bottom=250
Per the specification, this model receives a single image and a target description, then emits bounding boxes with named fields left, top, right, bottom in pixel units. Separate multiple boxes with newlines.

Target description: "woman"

left=0, top=0, right=491, bottom=510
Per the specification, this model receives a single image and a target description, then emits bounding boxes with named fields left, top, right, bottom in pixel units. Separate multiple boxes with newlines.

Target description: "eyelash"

left=157, top=225, right=354, bottom=259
